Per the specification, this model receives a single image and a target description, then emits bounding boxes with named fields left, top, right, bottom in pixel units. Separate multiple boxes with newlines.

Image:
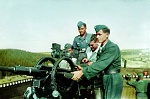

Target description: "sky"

left=0, top=0, right=150, bottom=52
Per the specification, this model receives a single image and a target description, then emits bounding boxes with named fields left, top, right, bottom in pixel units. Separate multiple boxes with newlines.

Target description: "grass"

left=0, top=75, right=32, bottom=84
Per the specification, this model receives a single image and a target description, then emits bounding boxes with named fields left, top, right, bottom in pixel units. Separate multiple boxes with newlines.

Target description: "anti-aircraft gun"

left=0, top=57, right=78, bottom=99
left=51, top=43, right=73, bottom=58
left=51, top=43, right=62, bottom=58
left=51, top=43, right=87, bottom=65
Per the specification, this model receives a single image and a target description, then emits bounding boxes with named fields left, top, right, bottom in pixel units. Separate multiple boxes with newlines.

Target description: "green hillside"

left=0, top=49, right=51, bottom=79
left=0, top=49, right=51, bottom=67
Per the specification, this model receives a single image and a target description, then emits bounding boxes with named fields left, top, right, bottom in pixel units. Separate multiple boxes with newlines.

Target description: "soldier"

left=72, top=21, right=92, bottom=65
left=72, top=21, right=92, bottom=51
left=81, top=34, right=103, bottom=99
left=64, top=43, right=74, bottom=57
left=71, top=25, right=123, bottom=99
left=82, top=34, right=100, bottom=65
left=127, top=73, right=149, bottom=99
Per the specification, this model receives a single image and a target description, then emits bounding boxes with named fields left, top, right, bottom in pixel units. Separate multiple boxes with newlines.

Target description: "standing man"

left=73, top=21, right=92, bottom=65
left=71, top=25, right=123, bottom=99
left=73, top=21, right=92, bottom=51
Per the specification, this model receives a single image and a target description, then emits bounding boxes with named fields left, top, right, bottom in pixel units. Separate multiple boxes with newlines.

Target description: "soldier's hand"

left=75, top=65, right=82, bottom=71
left=82, top=58, right=89, bottom=63
left=71, top=70, right=83, bottom=81
left=87, top=62, right=93, bottom=66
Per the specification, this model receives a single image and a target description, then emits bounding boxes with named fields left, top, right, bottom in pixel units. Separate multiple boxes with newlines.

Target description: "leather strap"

left=104, top=69, right=120, bottom=75
left=137, top=91, right=146, bottom=93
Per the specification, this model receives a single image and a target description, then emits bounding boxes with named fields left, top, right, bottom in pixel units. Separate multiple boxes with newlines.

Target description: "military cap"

left=64, top=43, right=72, bottom=49
left=77, top=21, right=86, bottom=29
left=137, top=73, right=144, bottom=79
left=94, top=25, right=108, bottom=32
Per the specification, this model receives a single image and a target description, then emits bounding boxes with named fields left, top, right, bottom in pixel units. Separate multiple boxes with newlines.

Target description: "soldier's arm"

left=127, top=81, right=136, bottom=86
left=83, top=45, right=120, bottom=79
left=72, top=37, right=77, bottom=50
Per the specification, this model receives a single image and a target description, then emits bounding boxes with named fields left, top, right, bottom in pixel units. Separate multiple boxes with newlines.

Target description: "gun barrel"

left=0, top=66, right=14, bottom=71
left=0, top=66, right=47, bottom=76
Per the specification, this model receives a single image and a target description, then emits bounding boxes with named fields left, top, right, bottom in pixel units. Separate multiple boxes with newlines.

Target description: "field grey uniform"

left=82, top=25, right=123, bottom=99
left=73, top=33, right=92, bottom=50
left=127, top=73, right=149, bottom=99
left=73, top=21, right=92, bottom=64
left=73, top=21, right=92, bottom=50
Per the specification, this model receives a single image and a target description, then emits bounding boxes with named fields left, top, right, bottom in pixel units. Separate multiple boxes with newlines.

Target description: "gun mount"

left=51, top=43, right=68, bottom=58
left=51, top=43, right=87, bottom=65
left=51, top=43, right=82, bottom=59
left=0, top=57, right=77, bottom=99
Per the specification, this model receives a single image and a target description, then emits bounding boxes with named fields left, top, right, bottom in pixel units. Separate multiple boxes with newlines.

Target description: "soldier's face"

left=89, top=41, right=98, bottom=52
left=78, top=25, right=86, bottom=36
left=68, top=48, right=73, bottom=53
left=96, top=30, right=108, bottom=43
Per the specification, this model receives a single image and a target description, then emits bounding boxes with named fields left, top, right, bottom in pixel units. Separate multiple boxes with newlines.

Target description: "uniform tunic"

left=73, top=33, right=92, bottom=64
left=127, top=80, right=149, bottom=99
left=73, top=33, right=92, bottom=50
left=82, top=39, right=123, bottom=99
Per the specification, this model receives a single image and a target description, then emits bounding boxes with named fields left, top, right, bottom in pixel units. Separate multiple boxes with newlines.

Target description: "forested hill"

left=0, top=49, right=51, bottom=67
left=0, top=48, right=150, bottom=68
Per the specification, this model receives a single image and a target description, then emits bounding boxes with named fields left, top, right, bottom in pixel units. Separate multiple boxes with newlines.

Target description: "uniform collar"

left=78, top=32, right=87, bottom=40
left=99, top=39, right=110, bottom=53
left=95, top=43, right=101, bottom=53
left=101, top=39, right=109, bottom=47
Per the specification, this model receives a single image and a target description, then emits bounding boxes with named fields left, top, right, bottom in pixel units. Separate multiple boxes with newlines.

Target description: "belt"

left=137, top=91, right=146, bottom=93
left=104, top=69, right=120, bottom=75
